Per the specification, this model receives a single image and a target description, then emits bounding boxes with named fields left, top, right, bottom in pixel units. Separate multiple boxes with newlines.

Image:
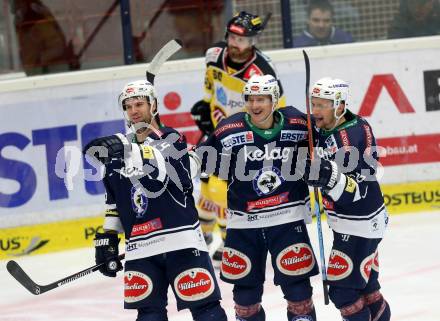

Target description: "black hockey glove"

left=83, top=135, right=127, bottom=165
left=94, top=232, right=123, bottom=277
left=191, top=100, right=214, bottom=136
left=297, top=158, right=341, bottom=191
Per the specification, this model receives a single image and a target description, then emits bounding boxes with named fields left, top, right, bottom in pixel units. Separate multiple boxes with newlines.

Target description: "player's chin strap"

left=328, top=102, right=347, bottom=131
left=253, top=99, right=278, bottom=127
left=126, top=100, right=162, bottom=138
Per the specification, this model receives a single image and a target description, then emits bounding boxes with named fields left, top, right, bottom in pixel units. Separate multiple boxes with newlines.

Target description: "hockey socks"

left=287, top=298, right=316, bottom=321
left=364, top=291, right=391, bottom=321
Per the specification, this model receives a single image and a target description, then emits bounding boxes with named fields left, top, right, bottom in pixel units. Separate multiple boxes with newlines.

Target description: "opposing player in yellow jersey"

left=191, top=11, right=286, bottom=265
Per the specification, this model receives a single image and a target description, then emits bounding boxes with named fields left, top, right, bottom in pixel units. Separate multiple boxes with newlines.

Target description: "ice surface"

left=1, top=211, right=439, bottom=321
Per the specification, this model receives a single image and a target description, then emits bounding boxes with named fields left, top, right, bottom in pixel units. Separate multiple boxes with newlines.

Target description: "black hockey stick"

left=261, top=12, right=272, bottom=30
left=302, top=50, right=330, bottom=305
left=146, top=39, right=182, bottom=85
left=6, top=253, right=125, bottom=295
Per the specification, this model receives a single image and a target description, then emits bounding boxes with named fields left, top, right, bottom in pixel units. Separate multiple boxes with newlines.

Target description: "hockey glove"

left=83, top=135, right=128, bottom=165
left=297, top=158, right=341, bottom=191
left=191, top=100, right=214, bottom=136
left=94, top=232, right=123, bottom=277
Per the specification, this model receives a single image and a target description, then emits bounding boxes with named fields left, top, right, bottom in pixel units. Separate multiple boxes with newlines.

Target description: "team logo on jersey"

left=124, top=271, right=153, bottom=303
left=131, top=186, right=148, bottom=218
left=221, top=131, right=254, bottom=150
left=216, top=86, right=228, bottom=106
left=174, top=268, right=215, bottom=301
left=130, top=218, right=163, bottom=237
left=253, top=166, right=284, bottom=196
left=276, top=243, right=315, bottom=276
left=280, top=130, right=307, bottom=142
left=221, top=247, right=252, bottom=280
left=327, top=249, right=353, bottom=281
left=360, top=253, right=375, bottom=282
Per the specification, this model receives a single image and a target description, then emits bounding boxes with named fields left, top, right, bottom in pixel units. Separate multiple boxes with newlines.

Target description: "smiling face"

left=311, top=96, right=345, bottom=130
left=308, top=8, right=333, bottom=40
left=124, top=97, right=152, bottom=124
left=245, top=95, right=274, bottom=128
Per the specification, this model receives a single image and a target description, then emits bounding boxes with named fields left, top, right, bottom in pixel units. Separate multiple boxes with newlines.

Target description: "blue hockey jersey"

left=102, top=127, right=207, bottom=261
left=198, top=107, right=311, bottom=229
left=315, top=110, right=389, bottom=239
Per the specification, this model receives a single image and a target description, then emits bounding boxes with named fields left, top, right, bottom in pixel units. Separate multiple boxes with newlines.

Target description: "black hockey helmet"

left=226, top=11, right=264, bottom=38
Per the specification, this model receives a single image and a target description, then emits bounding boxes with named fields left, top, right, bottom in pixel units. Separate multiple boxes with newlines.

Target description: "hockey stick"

left=302, top=50, right=330, bottom=305
left=6, top=253, right=125, bottom=295
left=261, top=12, right=272, bottom=29
left=146, top=39, right=182, bottom=84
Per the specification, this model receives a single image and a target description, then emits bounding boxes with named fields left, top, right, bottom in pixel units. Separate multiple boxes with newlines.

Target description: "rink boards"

left=0, top=179, right=439, bottom=259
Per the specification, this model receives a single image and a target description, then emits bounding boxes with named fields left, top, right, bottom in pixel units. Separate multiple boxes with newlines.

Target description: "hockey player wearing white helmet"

left=118, top=80, right=161, bottom=139
left=243, top=74, right=280, bottom=127
left=195, top=74, right=319, bottom=321
left=309, top=77, right=348, bottom=130
left=297, top=77, right=391, bottom=321
left=189, top=11, right=287, bottom=267
left=83, top=79, right=228, bottom=321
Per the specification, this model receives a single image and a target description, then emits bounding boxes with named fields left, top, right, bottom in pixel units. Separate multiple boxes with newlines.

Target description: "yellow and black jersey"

left=203, top=41, right=286, bottom=128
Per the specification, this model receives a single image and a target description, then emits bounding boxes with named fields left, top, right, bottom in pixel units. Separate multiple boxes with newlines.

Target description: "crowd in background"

left=0, top=0, right=439, bottom=77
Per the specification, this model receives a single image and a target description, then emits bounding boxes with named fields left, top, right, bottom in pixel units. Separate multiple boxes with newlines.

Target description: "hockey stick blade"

left=146, top=39, right=182, bottom=84
left=7, top=253, right=125, bottom=295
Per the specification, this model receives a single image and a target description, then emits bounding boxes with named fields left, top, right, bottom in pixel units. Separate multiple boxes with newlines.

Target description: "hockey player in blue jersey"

left=83, top=79, right=227, bottom=321
left=297, top=77, right=391, bottom=321
left=195, top=74, right=319, bottom=321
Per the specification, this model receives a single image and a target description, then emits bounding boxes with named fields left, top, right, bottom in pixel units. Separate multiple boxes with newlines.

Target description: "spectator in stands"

left=12, top=0, right=79, bottom=75
left=388, top=0, right=440, bottom=39
left=293, top=0, right=354, bottom=48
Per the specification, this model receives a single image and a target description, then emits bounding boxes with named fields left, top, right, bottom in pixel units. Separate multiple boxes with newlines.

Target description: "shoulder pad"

left=156, top=126, right=183, bottom=140
left=205, top=46, right=224, bottom=65
left=214, top=114, right=246, bottom=137
left=253, top=51, right=278, bottom=76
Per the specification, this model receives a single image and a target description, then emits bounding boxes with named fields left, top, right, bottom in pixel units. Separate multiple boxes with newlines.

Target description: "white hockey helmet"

left=243, top=74, right=280, bottom=107
left=310, top=77, right=349, bottom=109
left=118, top=80, right=157, bottom=110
